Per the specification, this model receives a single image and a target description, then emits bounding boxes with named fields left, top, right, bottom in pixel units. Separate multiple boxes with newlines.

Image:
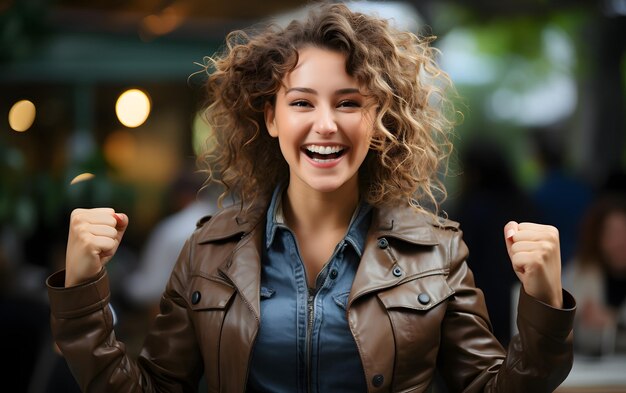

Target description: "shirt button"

left=392, top=265, right=403, bottom=277
left=377, top=238, right=388, bottom=249
left=329, top=269, right=338, bottom=279
left=372, top=374, right=384, bottom=387
left=418, top=293, right=430, bottom=305
left=191, top=291, right=201, bottom=305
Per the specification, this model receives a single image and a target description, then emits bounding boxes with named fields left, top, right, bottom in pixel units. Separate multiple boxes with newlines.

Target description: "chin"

left=306, top=178, right=354, bottom=194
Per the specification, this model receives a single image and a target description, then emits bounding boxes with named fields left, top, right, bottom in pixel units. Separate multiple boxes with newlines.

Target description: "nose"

left=313, top=105, right=338, bottom=136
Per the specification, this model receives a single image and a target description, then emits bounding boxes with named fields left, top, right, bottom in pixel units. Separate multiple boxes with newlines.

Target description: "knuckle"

left=70, top=211, right=82, bottom=225
left=549, top=231, right=559, bottom=243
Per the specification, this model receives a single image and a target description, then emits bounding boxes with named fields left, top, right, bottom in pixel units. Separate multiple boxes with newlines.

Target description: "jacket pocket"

left=188, top=275, right=236, bottom=311
left=376, top=273, right=454, bottom=392
left=377, top=273, right=454, bottom=311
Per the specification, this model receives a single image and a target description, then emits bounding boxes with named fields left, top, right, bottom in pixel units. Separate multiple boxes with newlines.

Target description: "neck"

left=283, top=183, right=359, bottom=233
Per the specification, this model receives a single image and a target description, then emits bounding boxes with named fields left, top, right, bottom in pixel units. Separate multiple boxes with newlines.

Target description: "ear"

left=264, top=101, right=278, bottom=138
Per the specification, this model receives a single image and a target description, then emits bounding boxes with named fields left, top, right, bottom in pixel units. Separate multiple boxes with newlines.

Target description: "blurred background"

left=1, top=0, right=625, bottom=392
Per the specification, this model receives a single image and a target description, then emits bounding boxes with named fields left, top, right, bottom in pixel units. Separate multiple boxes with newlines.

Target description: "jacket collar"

left=194, top=197, right=457, bottom=316
left=195, top=196, right=451, bottom=246
left=195, top=200, right=267, bottom=244
left=370, top=203, right=442, bottom=246
left=194, top=200, right=267, bottom=320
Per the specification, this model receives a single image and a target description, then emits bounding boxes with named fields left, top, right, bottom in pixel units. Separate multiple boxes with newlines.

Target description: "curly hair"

left=198, top=2, right=456, bottom=217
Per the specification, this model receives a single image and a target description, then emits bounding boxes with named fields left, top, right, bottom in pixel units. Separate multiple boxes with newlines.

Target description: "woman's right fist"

left=65, top=208, right=128, bottom=287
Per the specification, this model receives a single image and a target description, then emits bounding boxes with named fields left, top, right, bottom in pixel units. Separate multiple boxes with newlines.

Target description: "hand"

left=65, top=208, right=128, bottom=287
left=504, top=221, right=563, bottom=308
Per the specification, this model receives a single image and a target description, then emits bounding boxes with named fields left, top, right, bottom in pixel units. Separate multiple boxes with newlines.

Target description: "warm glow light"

left=8, top=99, right=36, bottom=132
left=139, top=3, right=188, bottom=41
left=115, top=89, right=151, bottom=128
left=70, top=173, right=95, bottom=185
left=104, top=129, right=137, bottom=170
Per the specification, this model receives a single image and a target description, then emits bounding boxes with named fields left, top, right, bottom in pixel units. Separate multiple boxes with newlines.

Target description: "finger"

left=113, top=213, right=129, bottom=231
left=72, top=208, right=117, bottom=227
left=504, top=221, right=519, bottom=239
left=89, top=224, right=119, bottom=238
left=509, top=251, right=542, bottom=273
left=518, top=222, right=558, bottom=233
left=113, top=213, right=129, bottom=242
left=89, top=235, right=117, bottom=254
left=510, top=240, right=554, bottom=254
left=87, top=210, right=118, bottom=227
left=510, top=249, right=557, bottom=269
left=511, top=230, right=559, bottom=245
left=504, top=221, right=519, bottom=258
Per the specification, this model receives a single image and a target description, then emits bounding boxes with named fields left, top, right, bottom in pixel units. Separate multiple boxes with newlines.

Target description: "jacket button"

left=329, top=269, right=338, bottom=279
left=418, top=293, right=430, bottom=305
left=392, top=266, right=403, bottom=277
left=191, top=291, right=201, bottom=305
left=377, top=238, right=388, bottom=249
left=372, top=374, right=384, bottom=387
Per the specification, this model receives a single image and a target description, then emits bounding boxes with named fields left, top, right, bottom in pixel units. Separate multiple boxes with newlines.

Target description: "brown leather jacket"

left=47, top=202, right=575, bottom=392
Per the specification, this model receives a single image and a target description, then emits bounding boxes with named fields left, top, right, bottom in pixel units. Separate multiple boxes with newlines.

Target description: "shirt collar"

left=265, top=184, right=287, bottom=248
left=265, top=184, right=372, bottom=257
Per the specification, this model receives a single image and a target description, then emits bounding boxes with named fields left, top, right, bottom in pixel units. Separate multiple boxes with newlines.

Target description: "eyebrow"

left=285, top=87, right=361, bottom=95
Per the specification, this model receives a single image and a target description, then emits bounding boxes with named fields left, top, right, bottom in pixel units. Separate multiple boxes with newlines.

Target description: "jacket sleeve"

left=437, top=230, right=575, bottom=393
left=46, top=237, right=203, bottom=392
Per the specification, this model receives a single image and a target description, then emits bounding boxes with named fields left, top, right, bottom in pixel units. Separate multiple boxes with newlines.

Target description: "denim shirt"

left=247, top=186, right=372, bottom=392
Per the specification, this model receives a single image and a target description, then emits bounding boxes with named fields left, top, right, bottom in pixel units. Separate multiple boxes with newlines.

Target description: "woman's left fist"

left=504, top=221, right=563, bottom=308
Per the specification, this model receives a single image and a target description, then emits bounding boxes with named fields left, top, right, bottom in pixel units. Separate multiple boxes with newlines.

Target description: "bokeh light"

left=8, top=99, right=36, bottom=132
left=103, top=129, right=137, bottom=171
left=115, top=89, right=151, bottom=128
left=70, top=173, right=95, bottom=185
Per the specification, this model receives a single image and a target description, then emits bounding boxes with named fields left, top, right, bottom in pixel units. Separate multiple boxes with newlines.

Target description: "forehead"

left=281, top=46, right=358, bottom=89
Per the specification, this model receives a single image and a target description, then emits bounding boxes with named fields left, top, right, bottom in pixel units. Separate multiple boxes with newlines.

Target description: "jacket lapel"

left=218, top=225, right=264, bottom=320
left=200, top=202, right=266, bottom=320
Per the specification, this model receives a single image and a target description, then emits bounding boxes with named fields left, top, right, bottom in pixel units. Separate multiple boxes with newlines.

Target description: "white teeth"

left=305, top=145, right=344, bottom=155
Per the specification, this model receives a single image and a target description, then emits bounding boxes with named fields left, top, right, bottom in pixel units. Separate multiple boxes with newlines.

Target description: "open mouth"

left=302, top=145, right=347, bottom=162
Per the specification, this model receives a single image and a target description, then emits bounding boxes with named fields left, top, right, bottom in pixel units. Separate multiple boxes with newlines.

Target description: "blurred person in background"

left=564, top=194, right=626, bottom=355
left=123, top=161, right=222, bottom=318
left=530, top=128, right=593, bottom=267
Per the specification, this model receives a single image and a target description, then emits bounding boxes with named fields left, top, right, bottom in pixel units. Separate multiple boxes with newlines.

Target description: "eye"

left=337, top=100, right=360, bottom=108
left=289, top=100, right=311, bottom=108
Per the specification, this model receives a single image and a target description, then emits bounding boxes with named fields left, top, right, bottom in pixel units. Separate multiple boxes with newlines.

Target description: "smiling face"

left=264, top=46, right=376, bottom=200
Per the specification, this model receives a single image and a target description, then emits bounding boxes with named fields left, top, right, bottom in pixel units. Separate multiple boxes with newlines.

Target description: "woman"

left=564, top=195, right=626, bottom=355
left=47, top=4, right=575, bottom=392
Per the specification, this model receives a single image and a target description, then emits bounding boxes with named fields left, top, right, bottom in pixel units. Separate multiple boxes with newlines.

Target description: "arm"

left=47, top=208, right=203, bottom=392
left=438, top=226, right=575, bottom=393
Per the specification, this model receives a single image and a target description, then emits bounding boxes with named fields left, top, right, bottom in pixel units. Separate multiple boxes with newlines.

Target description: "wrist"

left=65, top=265, right=102, bottom=288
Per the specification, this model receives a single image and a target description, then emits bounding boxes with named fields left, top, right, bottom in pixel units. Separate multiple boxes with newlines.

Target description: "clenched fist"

left=504, top=221, right=563, bottom=308
left=65, top=208, right=128, bottom=287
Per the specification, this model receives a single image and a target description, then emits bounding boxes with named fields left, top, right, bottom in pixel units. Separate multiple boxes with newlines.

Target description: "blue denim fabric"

left=247, top=186, right=372, bottom=392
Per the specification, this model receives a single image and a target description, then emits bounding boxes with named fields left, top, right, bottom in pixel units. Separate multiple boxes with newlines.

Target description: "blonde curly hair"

left=199, top=3, right=456, bottom=216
